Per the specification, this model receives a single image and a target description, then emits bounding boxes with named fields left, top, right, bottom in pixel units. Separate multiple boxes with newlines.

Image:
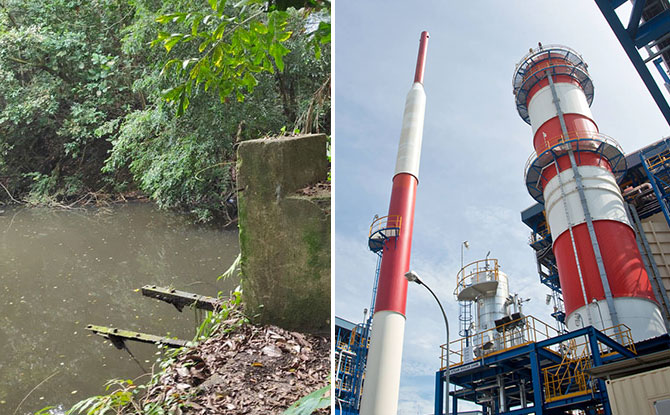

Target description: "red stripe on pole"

left=532, top=115, right=599, bottom=155
left=414, top=32, right=430, bottom=84
left=374, top=173, right=418, bottom=316
left=553, top=220, right=656, bottom=315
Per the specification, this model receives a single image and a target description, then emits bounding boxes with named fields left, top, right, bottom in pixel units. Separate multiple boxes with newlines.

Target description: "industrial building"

left=336, top=2, right=670, bottom=414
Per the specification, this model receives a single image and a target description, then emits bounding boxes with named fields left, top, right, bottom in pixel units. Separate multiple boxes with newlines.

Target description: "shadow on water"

left=0, top=203, right=240, bottom=414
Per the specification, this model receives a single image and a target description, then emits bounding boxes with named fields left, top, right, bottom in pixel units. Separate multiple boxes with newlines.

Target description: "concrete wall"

left=236, top=134, right=330, bottom=332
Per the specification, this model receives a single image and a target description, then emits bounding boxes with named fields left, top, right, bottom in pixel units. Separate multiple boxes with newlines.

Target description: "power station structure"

left=434, top=44, right=670, bottom=415
left=336, top=5, right=670, bottom=414
left=517, top=44, right=664, bottom=342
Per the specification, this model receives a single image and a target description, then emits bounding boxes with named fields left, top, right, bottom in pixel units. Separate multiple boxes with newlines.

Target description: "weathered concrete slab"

left=141, top=285, right=222, bottom=311
left=237, top=134, right=330, bottom=331
left=86, top=324, right=194, bottom=348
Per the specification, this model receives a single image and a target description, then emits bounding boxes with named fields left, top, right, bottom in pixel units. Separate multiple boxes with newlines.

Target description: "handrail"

left=513, top=44, right=587, bottom=84
left=440, top=314, right=560, bottom=369
left=524, top=131, right=624, bottom=176
left=368, top=215, right=402, bottom=238
left=542, top=324, right=635, bottom=402
left=644, top=146, right=670, bottom=171
left=454, top=258, right=500, bottom=297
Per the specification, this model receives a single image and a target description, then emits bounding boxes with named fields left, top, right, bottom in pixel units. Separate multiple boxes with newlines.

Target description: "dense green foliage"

left=0, top=0, right=330, bottom=221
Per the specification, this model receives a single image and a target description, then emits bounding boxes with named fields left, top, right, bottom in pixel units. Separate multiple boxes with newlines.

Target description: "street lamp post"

left=404, top=270, right=450, bottom=415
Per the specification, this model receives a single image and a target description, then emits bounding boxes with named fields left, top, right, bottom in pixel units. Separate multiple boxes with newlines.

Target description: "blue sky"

left=334, top=1, right=670, bottom=414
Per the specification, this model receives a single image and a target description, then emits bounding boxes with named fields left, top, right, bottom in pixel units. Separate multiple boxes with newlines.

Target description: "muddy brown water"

left=0, top=203, right=240, bottom=414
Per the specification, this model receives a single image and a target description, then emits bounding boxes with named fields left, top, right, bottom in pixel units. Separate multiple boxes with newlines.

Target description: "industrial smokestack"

left=513, top=44, right=666, bottom=342
left=359, top=31, right=429, bottom=415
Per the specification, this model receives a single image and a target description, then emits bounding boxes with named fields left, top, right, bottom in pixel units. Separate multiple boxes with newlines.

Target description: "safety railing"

left=542, top=324, right=635, bottom=403
left=543, top=350, right=593, bottom=402
left=368, top=215, right=402, bottom=239
left=645, top=147, right=670, bottom=171
left=441, top=314, right=560, bottom=369
left=521, top=56, right=575, bottom=84
left=528, top=226, right=551, bottom=245
left=556, top=324, right=635, bottom=359
left=524, top=131, right=624, bottom=175
left=513, top=44, right=586, bottom=83
left=349, top=325, right=371, bottom=349
left=597, top=324, right=636, bottom=357
left=454, top=258, right=500, bottom=298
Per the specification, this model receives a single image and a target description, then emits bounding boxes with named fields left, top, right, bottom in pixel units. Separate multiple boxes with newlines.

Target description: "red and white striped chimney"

left=359, top=31, right=429, bottom=415
left=514, top=45, right=665, bottom=342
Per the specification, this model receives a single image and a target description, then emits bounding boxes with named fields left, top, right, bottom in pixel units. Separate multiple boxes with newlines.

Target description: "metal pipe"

left=497, top=374, right=506, bottom=412
left=413, top=31, right=430, bottom=84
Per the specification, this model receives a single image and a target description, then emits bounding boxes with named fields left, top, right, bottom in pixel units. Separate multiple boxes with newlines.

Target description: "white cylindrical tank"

left=455, top=259, right=511, bottom=333
left=477, top=271, right=509, bottom=332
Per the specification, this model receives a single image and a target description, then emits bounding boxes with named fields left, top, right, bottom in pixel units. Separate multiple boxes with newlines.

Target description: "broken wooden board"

left=86, top=324, right=194, bottom=348
left=140, top=285, right=222, bottom=312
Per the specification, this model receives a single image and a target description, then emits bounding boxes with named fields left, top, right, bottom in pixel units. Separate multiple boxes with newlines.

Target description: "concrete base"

left=236, top=134, right=330, bottom=331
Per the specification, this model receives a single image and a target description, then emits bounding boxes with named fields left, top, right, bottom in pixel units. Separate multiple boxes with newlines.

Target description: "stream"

left=0, top=203, right=240, bottom=414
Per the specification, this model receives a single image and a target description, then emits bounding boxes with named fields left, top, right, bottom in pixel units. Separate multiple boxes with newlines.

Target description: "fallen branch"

left=0, top=181, right=23, bottom=204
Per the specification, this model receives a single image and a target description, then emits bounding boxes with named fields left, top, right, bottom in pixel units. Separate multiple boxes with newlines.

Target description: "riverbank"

left=0, top=189, right=238, bottom=228
left=65, top=293, right=330, bottom=415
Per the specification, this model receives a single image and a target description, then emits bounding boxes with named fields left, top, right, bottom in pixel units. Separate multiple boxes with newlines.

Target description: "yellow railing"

left=543, top=350, right=593, bottom=402
left=368, top=215, right=402, bottom=238
left=441, top=315, right=560, bottom=369
left=524, top=131, right=624, bottom=175
left=454, top=258, right=500, bottom=298
left=598, top=324, right=637, bottom=356
left=542, top=324, right=635, bottom=402
left=645, top=147, right=670, bottom=171
left=349, top=325, right=370, bottom=349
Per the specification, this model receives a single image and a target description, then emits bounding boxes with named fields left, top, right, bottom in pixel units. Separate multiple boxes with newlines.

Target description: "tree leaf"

left=277, top=31, right=292, bottom=42
left=199, top=38, right=212, bottom=52
left=164, top=35, right=183, bottom=52
left=192, top=14, right=203, bottom=36
left=212, top=44, right=223, bottom=67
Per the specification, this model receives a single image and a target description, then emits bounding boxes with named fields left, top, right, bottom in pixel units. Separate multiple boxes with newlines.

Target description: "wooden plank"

left=140, top=285, right=222, bottom=312
left=86, top=324, right=194, bottom=348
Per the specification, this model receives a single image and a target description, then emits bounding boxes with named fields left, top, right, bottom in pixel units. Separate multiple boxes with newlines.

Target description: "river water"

left=0, top=203, right=240, bottom=414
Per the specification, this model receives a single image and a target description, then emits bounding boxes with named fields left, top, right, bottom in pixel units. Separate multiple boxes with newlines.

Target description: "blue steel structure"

left=640, top=137, right=670, bottom=228
left=335, top=316, right=368, bottom=415
left=593, top=0, right=670, bottom=126
left=435, top=324, right=670, bottom=415
left=335, top=216, right=400, bottom=415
